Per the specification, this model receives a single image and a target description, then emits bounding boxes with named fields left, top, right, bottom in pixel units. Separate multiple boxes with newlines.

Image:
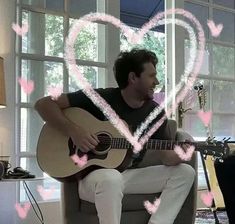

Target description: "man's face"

left=134, top=62, right=159, bottom=100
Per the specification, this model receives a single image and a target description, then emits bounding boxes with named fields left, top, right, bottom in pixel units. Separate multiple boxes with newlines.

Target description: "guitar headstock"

left=194, top=84, right=206, bottom=110
left=198, top=137, right=231, bottom=162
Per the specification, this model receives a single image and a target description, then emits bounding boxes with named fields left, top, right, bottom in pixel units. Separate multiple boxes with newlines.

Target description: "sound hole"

left=96, top=133, right=112, bottom=152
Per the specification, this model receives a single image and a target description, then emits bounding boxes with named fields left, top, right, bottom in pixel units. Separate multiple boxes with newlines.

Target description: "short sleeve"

left=67, top=90, right=90, bottom=108
left=66, top=88, right=109, bottom=121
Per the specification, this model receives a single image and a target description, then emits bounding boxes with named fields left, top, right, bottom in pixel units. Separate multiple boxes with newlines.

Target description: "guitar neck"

left=111, top=138, right=202, bottom=151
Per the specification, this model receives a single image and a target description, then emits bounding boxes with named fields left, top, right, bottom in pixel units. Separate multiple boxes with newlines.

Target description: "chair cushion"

left=80, top=193, right=161, bottom=214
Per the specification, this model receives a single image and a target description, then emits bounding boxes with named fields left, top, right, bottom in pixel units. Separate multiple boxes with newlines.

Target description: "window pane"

left=44, top=61, right=64, bottom=96
left=21, top=60, right=63, bottom=103
left=212, top=80, right=235, bottom=113
left=22, top=0, right=64, bottom=11
left=22, top=10, right=64, bottom=57
left=213, top=44, right=235, bottom=78
left=212, top=115, right=235, bottom=139
left=69, top=0, right=105, bottom=16
left=69, top=66, right=105, bottom=92
left=20, top=108, right=44, bottom=153
left=19, top=157, right=61, bottom=202
left=22, top=10, right=45, bottom=55
left=213, top=0, right=235, bottom=9
left=213, top=9, right=235, bottom=43
left=185, top=40, right=210, bottom=76
left=184, top=114, right=208, bottom=138
left=69, top=19, right=106, bottom=62
left=185, top=2, right=209, bottom=39
left=45, top=14, right=64, bottom=57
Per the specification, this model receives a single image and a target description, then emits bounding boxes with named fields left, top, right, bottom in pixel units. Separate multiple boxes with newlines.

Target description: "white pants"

left=78, top=164, right=195, bottom=224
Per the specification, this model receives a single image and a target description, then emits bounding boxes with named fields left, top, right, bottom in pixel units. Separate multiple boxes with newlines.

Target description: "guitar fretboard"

left=110, top=138, right=199, bottom=151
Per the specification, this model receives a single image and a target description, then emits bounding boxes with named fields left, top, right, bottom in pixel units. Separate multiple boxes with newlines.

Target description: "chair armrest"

left=176, top=129, right=194, bottom=142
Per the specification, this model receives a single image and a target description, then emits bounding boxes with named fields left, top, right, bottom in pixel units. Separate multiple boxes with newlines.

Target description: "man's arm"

left=34, top=94, right=99, bottom=152
left=34, top=94, right=75, bottom=137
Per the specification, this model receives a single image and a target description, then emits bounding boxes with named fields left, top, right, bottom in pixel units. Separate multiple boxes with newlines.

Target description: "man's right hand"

left=69, top=125, right=100, bottom=153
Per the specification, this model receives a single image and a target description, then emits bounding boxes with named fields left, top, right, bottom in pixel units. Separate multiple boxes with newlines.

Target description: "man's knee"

left=175, top=163, right=196, bottom=184
left=96, top=169, right=124, bottom=191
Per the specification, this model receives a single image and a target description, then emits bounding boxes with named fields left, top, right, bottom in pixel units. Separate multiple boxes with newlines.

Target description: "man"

left=214, top=155, right=235, bottom=224
left=35, top=48, right=195, bottom=224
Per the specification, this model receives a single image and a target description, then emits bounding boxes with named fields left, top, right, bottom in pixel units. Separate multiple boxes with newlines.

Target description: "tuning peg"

left=219, top=158, right=224, bottom=163
left=225, top=137, right=231, bottom=142
left=211, top=156, right=215, bottom=161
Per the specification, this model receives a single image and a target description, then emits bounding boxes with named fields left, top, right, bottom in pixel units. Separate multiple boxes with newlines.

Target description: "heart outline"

left=65, top=9, right=205, bottom=154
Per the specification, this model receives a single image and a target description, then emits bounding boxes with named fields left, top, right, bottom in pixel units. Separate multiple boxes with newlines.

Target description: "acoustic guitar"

left=36, top=108, right=230, bottom=182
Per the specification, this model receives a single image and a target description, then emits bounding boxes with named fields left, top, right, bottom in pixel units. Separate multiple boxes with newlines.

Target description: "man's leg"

left=214, top=155, right=235, bottom=224
left=122, top=163, right=195, bottom=224
left=79, top=169, right=124, bottom=224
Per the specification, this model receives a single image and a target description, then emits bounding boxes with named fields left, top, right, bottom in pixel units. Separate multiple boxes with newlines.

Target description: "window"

left=184, top=0, right=235, bottom=189
left=16, top=0, right=107, bottom=202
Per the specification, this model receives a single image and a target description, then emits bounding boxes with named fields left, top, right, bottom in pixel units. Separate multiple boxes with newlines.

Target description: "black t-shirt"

left=67, top=87, right=168, bottom=168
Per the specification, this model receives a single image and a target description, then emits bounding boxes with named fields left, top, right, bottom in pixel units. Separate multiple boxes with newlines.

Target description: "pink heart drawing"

left=70, top=154, right=88, bottom=167
left=48, top=86, right=63, bottom=100
left=18, top=77, right=35, bottom=95
left=174, top=145, right=195, bottom=161
left=64, top=9, right=205, bottom=154
left=144, top=198, right=161, bottom=215
left=15, top=202, right=31, bottom=219
left=12, top=23, right=29, bottom=36
left=37, top=185, right=55, bottom=200
left=200, top=191, right=214, bottom=207
left=207, top=20, right=223, bottom=37
left=197, top=110, right=212, bottom=127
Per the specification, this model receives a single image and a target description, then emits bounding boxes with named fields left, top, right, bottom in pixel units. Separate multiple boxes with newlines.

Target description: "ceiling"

left=120, top=0, right=165, bottom=32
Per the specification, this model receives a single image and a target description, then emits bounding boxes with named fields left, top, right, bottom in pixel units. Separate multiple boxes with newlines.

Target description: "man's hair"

left=113, top=48, right=158, bottom=89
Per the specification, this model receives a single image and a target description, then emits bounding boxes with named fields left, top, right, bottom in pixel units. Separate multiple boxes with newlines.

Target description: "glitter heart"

left=144, top=198, right=161, bottom=215
left=200, top=191, right=214, bottom=207
left=197, top=110, right=212, bottom=127
left=174, top=145, right=195, bottom=161
left=207, top=20, right=223, bottom=37
left=18, top=77, right=35, bottom=95
left=70, top=154, right=88, bottom=167
left=48, top=86, right=63, bottom=100
left=37, top=185, right=55, bottom=200
left=15, top=202, right=31, bottom=219
left=65, top=9, right=205, bottom=154
left=12, top=23, right=29, bottom=36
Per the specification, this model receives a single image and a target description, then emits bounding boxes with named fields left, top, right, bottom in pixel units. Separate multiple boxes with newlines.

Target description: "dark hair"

left=113, top=48, right=158, bottom=89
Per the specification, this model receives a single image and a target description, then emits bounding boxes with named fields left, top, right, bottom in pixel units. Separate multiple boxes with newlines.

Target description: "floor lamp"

left=0, top=57, right=8, bottom=161
left=0, top=57, right=6, bottom=109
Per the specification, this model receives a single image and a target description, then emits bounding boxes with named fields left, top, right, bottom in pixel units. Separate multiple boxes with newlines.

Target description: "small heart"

left=70, top=154, right=88, bottom=167
left=144, top=198, right=161, bottom=215
left=207, top=20, right=223, bottom=37
left=18, top=77, right=35, bottom=94
left=200, top=191, right=214, bottom=207
left=15, top=202, right=31, bottom=219
left=12, top=23, right=29, bottom=36
left=37, top=185, right=55, bottom=200
left=174, top=145, right=195, bottom=161
left=48, top=86, right=63, bottom=100
left=197, top=110, right=212, bottom=127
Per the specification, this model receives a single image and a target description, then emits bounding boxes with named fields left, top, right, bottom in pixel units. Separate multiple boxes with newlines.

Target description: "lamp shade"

left=0, top=57, right=6, bottom=108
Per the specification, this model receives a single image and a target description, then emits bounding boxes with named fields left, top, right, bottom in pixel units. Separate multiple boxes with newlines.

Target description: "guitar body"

left=36, top=108, right=132, bottom=182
